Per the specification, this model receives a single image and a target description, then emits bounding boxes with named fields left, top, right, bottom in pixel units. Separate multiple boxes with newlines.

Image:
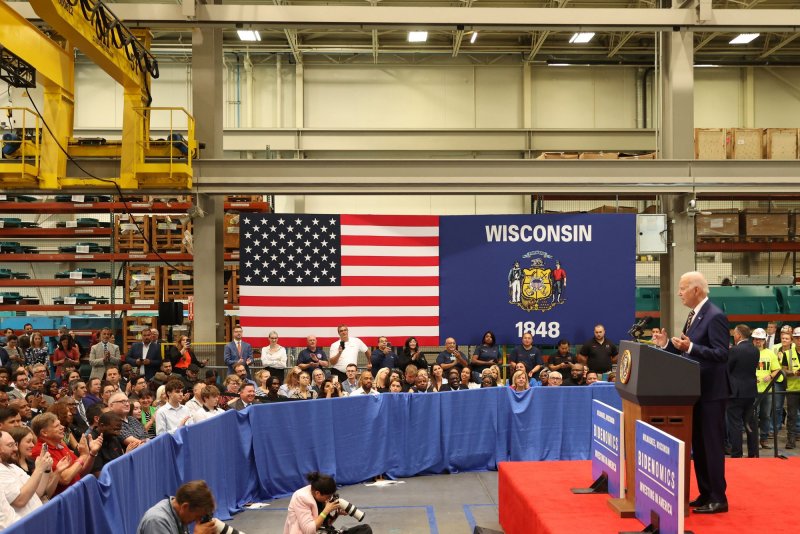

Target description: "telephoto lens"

left=336, top=497, right=365, bottom=522
left=207, top=517, right=246, bottom=534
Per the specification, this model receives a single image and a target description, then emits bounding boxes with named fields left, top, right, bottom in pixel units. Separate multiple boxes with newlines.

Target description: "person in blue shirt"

left=470, top=331, right=499, bottom=382
left=507, top=332, right=544, bottom=379
left=369, top=336, right=398, bottom=372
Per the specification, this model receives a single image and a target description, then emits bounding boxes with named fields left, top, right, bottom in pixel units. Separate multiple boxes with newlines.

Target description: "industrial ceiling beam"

left=757, top=32, right=800, bottom=59
left=62, top=158, right=800, bottom=195
left=12, top=4, right=800, bottom=30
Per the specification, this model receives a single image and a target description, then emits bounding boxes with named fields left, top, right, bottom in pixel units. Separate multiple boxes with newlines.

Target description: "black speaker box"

left=158, top=301, right=184, bottom=326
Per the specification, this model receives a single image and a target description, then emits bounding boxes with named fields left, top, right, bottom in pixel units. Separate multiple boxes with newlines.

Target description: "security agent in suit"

left=652, top=271, right=731, bottom=514
left=89, top=327, right=121, bottom=380
left=725, top=324, right=760, bottom=458
left=124, top=329, right=162, bottom=381
left=224, top=326, right=253, bottom=377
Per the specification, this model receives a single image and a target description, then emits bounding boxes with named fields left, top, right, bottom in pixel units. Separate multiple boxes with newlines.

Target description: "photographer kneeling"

left=285, top=472, right=372, bottom=534
left=137, top=480, right=245, bottom=534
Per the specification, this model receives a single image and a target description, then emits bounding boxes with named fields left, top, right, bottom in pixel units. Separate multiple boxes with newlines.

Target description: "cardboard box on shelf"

left=744, top=212, right=790, bottom=238
left=578, top=152, right=619, bottom=159
left=696, top=212, right=740, bottom=238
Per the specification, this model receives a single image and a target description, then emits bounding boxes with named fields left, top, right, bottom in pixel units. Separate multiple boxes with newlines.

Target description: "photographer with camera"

left=137, top=480, right=245, bottom=534
left=285, top=472, right=371, bottom=534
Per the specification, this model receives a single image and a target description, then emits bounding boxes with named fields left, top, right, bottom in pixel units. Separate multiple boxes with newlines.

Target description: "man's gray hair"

left=682, top=271, right=709, bottom=295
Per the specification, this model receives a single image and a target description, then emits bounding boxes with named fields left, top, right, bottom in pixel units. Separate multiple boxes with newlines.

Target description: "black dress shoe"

left=693, top=502, right=728, bottom=514
left=689, top=497, right=708, bottom=507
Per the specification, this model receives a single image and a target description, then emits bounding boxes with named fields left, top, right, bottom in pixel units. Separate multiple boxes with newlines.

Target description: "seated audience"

left=261, top=377, right=288, bottom=403
left=31, top=412, right=102, bottom=495
left=564, top=363, right=587, bottom=386
left=318, top=379, right=341, bottom=399
left=350, top=371, right=379, bottom=396
left=232, top=363, right=256, bottom=388
left=8, top=400, right=32, bottom=426
left=311, top=368, right=327, bottom=396
left=388, top=379, right=403, bottom=393
left=138, top=392, right=157, bottom=439
left=155, top=381, right=191, bottom=435
left=253, top=369, right=271, bottom=398
left=481, top=375, right=497, bottom=388
left=45, top=402, right=80, bottom=453
left=229, top=383, right=259, bottom=410
left=288, top=373, right=317, bottom=400
left=91, top=412, right=137, bottom=476
left=374, top=368, right=391, bottom=393
left=0, top=369, right=12, bottom=393
left=184, top=383, right=205, bottom=414
left=9, top=426, right=68, bottom=498
left=279, top=367, right=303, bottom=397
left=402, top=364, right=418, bottom=392
left=410, top=370, right=433, bottom=393
left=0, top=408, right=21, bottom=432
left=190, top=386, right=225, bottom=424
left=108, top=392, right=147, bottom=448
left=511, top=370, right=530, bottom=392
left=444, top=369, right=465, bottom=391
left=586, top=372, right=599, bottom=385
left=341, top=364, right=360, bottom=394
left=429, top=364, right=446, bottom=392
left=8, top=371, right=29, bottom=402
left=82, top=378, right=102, bottom=408
left=219, top=375, right=242, bottom=409
left=547, top=371, right=563, bottom=387
left=0, top=430, right=58, bottom=526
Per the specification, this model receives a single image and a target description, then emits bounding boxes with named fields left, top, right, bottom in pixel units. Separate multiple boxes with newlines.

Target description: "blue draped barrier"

left=4, top=385, right=621, bottom=534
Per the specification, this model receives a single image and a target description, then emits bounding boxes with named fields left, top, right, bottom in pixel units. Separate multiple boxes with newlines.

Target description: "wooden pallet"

left=150, top=216, right=192, bottom=254
left=225, top=265, right=239, bottom=304
left=162, top=266, right=193, bottom=301
left=114, top=214, right=150, bottom=253
left=695, top=128, right=727, bottom=160
left=123, top=264, right=161, bottom=304
left=730, top=128, right=764, bottom=160
left=697, top=236, right=741, bottom=243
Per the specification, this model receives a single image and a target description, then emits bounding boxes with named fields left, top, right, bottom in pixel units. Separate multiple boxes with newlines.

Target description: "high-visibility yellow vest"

left=778, top=345, right=800, bottom=392
left=757, top=348, right=783, bottom=393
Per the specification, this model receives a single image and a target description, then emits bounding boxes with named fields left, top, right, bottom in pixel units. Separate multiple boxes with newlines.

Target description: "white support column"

left=659, top=28, right=696, bottom=336
left=192, top=26, right=225, bottom=343
left=295, top=63, right=305, bottom=129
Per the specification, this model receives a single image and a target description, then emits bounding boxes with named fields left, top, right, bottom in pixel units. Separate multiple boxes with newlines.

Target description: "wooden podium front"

left=607, top=341, right=700, bottom=518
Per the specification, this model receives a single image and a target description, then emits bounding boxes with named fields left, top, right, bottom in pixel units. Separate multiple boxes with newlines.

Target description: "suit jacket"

left=728, top=340, right=759, bottom=399
left=89, top=342, right=121, bottom=380
left=125, top=342, right=162, bottom=380
left=228, top=398, right=256, bottom=411
left=666, top=299, right=731, bottom=402
left=284, top=485, right=320, bottom=534
left=224, top=340, right=253, bottom=374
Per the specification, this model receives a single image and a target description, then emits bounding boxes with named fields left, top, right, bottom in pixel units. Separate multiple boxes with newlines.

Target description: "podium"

left=608, top=340, right=700, bottom=517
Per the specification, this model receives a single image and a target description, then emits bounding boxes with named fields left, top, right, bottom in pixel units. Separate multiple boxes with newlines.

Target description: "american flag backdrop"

left=238, top=214, right=440, bottom=348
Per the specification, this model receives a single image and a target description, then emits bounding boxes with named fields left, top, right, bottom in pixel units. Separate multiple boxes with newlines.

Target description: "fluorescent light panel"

left=237, top=30, right=261, bottom=42
left=729, top=33, right=759, bottom=45
left=470, top=31, right=478, bottom=44
left=569, top=32, right=595, bottom=44
left=408, top=31, right=428, bottom=43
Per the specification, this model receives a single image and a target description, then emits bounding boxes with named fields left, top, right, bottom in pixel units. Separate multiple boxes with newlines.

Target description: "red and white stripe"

left=240, top=215, right=440, bottom=348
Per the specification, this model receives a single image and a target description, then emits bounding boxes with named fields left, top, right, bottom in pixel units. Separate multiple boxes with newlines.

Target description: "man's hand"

left=54, top=456, right=71, bottom=474
left=125, top=441, right=140, bottom=453
left=652, top=328, right=669, bottom=348
left=670, top=333, right=691, bottom=352
left=34, top=451, right=53, bottom=473
left=194, top=520, right=218, bottom=534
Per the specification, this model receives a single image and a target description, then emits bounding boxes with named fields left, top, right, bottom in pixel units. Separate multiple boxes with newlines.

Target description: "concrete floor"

left=225, top=471, right=502, bottom=534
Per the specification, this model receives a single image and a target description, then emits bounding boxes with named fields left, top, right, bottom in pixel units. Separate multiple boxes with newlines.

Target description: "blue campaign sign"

left=591, top=400, right=624, bottom=499
left=439, top=214, right=636, bottom=345
left=634, top=420, right=685, bottom=534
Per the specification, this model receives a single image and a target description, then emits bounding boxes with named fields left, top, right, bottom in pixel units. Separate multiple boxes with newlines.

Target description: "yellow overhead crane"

left=0, top=0, right=196, bottom=190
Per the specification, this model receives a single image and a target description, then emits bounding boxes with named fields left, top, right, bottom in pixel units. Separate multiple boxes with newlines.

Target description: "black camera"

left=330, top=493, right=365, bottom=522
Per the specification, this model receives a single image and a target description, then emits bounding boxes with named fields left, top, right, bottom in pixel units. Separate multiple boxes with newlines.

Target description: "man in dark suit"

left=124, top=329, right=162, bottom=380
left=726, top=324, right=760, bottom=458
left=228, top=383, right=257, bottom=411
left=653, top=271, right=731, bottom=514
left=764, top=322, right=778, bottom=349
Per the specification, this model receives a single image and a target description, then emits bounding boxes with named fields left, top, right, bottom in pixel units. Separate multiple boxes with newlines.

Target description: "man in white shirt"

left=185, top=383, right=205, bottom=414
left=349, top=371, right=379, bottom=397
left=328, top=325, right=368, bottom=383
left=155, top=381, right=191, bottom=435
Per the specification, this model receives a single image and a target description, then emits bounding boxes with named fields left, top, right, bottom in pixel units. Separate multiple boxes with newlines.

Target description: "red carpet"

left=499, top=458, right=800, bottom=534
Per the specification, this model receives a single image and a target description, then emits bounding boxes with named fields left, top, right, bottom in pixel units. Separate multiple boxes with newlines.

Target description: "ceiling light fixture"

left=237, top=30, right=261, bottom=42
left=729, top=33, right=759, bottom=45
left=569, top=32, right=595, bottom=44
left=408, top=31, right=428, bottom=43
left=470, top=31, right=478, bottom=44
